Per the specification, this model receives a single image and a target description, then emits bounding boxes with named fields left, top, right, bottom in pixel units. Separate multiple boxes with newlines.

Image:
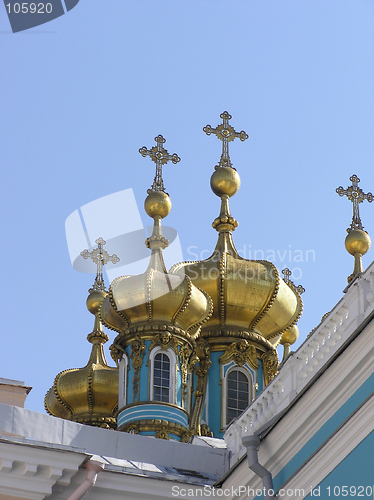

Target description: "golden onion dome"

left=100, top=194, right=213, bottom=336
left=170, top=218, right=303, bottom=345
left=100, top=136, right=213, bottom=339
left=45, top=288, right=118, bottom=429
left=170, top=112, right=303, bottom=346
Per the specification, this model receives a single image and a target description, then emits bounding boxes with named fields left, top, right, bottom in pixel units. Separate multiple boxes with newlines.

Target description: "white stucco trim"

left=221, top=364, right=255, bottom=429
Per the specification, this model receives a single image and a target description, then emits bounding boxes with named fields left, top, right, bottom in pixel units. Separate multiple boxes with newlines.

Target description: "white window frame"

left=149, top=347, right=177, bottom=404
left=221, top=363, right=254, bottom=428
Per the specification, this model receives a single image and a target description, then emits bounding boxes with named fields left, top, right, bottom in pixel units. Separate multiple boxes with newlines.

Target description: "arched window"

left=153, top=352, right=171, bottom=403
left=226, top=369, right=250, bottom=424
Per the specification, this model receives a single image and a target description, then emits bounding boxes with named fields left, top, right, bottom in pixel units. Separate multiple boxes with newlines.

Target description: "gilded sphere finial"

left=210, top=167, right=241, bottom=198
left=144, top=190, right=171, bottom=219
left=345, top=229, right=371, bottom=256
left=280, top=325, right=299, bottom=346
left=86, top=289, right=107, bottom=315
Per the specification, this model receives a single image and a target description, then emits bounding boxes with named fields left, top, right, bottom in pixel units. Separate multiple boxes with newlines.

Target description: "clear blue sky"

left=1, top=1, right=374, bottom=413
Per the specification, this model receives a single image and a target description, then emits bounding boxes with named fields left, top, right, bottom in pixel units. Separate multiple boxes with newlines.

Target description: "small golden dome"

left=211, top=166, right=240, bottom=198
left=280, top=324, right=299, bottom=346
left=345, top=229, right=371, bottom=256
left=45, top=289, right=118, bottom=429
left=144, top=190, right=171, bottom=219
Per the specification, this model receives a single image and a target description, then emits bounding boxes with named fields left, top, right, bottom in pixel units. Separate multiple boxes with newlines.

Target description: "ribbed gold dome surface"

left=100, top=183, right=213, bottom=337
left=45, top=290, right=118, bottom=429
left=101, top=269, right=212, bottom=334
left=170, top=114, right=303, bottom=346
left=171, top=230, right=302, bottom=345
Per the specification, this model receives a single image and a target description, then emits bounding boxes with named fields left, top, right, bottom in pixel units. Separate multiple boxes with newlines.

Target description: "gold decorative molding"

left=178, top=344, right=194, bottom=408
left=146, top=332, right=179, bottom=366
left=262, top=349, right=279, bottom=385
left=189, top=340, right=211, bottom=435
left=130, top=335, right=146, bottom=402
left=219, top=339, right=259, bottom=370
left=119, top=418, right=190, bottom=442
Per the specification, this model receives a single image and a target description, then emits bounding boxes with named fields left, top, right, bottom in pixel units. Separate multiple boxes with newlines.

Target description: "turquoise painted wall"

left=208, top=351, right=223, bottom=437
left=272, top=372, right=374, bottom=493
left=304, top=429, right=374, bottom=499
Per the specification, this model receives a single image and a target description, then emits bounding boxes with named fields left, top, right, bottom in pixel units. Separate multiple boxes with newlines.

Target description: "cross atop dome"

left=336, top=174, right=373, bottom=232
left=203, top=111, right=248, bottom=169
left=81, top=237, right=120, bottom=292
left=139, top=135, right=181, bottom=193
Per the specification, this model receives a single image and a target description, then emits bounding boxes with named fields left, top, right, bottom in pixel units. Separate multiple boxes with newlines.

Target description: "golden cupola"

left=170, top=112, right=304, bottom=350
left=99, top=135, right=213, bottom=350
left=45, top=238, right=119, bottom=429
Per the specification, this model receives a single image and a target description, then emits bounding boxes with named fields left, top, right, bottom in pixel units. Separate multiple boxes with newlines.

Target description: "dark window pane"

left=226, top=369, right=251, bottom=424
left=153, top=352, right=171, bottom=403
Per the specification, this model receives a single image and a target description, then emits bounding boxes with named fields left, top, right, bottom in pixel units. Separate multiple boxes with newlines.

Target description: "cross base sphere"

left=210, top=166, right=241, bottom=198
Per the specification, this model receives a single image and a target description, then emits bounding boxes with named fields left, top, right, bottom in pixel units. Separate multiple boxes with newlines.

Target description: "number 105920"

left=6, top=3, right=53, bottom=14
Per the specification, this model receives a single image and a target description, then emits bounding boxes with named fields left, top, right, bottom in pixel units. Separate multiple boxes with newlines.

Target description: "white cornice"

left=0, top=440, right=86, bottom=500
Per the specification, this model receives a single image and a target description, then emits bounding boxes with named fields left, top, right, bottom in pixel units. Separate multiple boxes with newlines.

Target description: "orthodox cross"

left=336, top=174, right=373, bottom=232
left=282, top=268, right=292, bottom=284
left=282, top=268, right=305, bottom=294
left=81, top=237, right=120, bottom=292
left=139, top=135, right=181, bottom=193
left=203, top=111, right=248, bottom=169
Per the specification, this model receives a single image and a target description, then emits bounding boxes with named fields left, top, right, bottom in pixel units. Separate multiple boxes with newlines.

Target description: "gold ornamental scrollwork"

left=262, top=349, right=279, bottom=385
left=155, top=428, right=170, bottom=440
left=109, top=343, right=125, bottom=367
left=219, top=339, right=259, bottom=370
left=146, top=331, right=179, bottom=366
left=130, top=335, right=146, bottom=402
left=178, top=344, right=194, bottom=408
left=189, top=340, right=211, bottom=436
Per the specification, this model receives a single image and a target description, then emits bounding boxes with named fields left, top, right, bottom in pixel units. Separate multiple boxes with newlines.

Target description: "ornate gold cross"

left=81, top=237, right=120, bottom=292
left=281, top=268, right=292, bottom=283
left=139, top=135, right=181, bottom=193
left=336, top=175, right=373, bottom=232
left=282, top=268, right=305, bottom=294
left=203, top=111, right=248, bottom=169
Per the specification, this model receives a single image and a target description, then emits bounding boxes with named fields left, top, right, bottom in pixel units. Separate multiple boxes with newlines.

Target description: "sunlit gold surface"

left=210, top=167, right=240, bottom=198
left=345, top=229, right=371, bottom=256
left=171, top=236, right=302, bottom=344
left=101, top=267, right=212, bottom=334
left=144, top=191, right=171, bottom=219
left=45, top=288, right=118, bottom=429
left=280, top=324, right=299, bottom=346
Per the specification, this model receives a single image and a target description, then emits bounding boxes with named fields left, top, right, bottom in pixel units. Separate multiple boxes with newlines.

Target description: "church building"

left=1, top=112, right=373, bottom=500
